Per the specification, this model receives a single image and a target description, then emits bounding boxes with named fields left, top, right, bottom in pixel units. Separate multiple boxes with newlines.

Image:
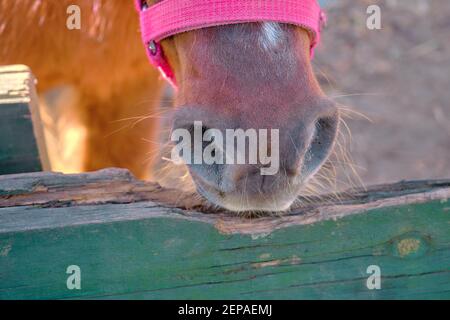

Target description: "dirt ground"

left=315, top=0, right=450, bottom=186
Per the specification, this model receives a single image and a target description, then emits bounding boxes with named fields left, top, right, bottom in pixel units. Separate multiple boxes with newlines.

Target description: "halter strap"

left=135, top=0, right=326, bottom=87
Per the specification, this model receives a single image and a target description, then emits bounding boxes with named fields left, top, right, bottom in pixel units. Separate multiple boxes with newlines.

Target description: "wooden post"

left=0, top=168, right=449, bottom=299
left=0, top=65, right=49, bottom=174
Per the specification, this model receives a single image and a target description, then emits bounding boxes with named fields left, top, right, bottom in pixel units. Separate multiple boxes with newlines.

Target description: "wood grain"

left=1, top=168, right=449, bottom=235
left=0, top=169, right=449, bottom=299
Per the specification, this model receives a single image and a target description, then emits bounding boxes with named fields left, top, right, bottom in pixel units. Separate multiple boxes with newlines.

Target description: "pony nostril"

left=173, top=122, right=227, bottom=188
left=301, top=114, right=339, bottom=178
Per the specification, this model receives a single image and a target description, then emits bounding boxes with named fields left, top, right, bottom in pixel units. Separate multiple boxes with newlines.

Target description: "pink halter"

left=135, top=0, right=326, bottom=87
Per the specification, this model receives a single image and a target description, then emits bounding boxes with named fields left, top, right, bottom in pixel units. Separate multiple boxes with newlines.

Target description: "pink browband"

left=135, top=0, right=326, bottom=87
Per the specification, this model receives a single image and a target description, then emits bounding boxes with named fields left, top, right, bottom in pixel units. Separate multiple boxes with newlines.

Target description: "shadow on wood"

left=0, top=65, right=49, bottom=174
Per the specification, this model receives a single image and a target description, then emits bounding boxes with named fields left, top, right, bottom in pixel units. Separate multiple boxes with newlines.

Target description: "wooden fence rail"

left=1, top=168, right=449, bottom=299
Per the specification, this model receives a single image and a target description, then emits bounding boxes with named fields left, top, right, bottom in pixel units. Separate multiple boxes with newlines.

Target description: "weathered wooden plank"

left=0, top=65, right=49, bottom=174
left=0, top=201, right=449, bottom=299
left=1, top=168, right=450, bottom=235
left=0, top=169, right=449, bottom=299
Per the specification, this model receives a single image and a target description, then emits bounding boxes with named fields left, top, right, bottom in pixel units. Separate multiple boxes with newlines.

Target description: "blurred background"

left=314, top=0, right=450, bottom=186
left=2, top=0, right=449, bottom=190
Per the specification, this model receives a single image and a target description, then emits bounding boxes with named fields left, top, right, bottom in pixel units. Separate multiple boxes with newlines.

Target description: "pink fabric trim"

left=135, top=0, right=325, bottom=87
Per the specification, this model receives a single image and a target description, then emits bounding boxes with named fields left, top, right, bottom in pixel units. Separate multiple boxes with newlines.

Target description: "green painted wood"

left=0, top=102, right=42, bottom=174
left=0, top=65, right=43, bottom=174
left=0, top=200, right=449, bottom=299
